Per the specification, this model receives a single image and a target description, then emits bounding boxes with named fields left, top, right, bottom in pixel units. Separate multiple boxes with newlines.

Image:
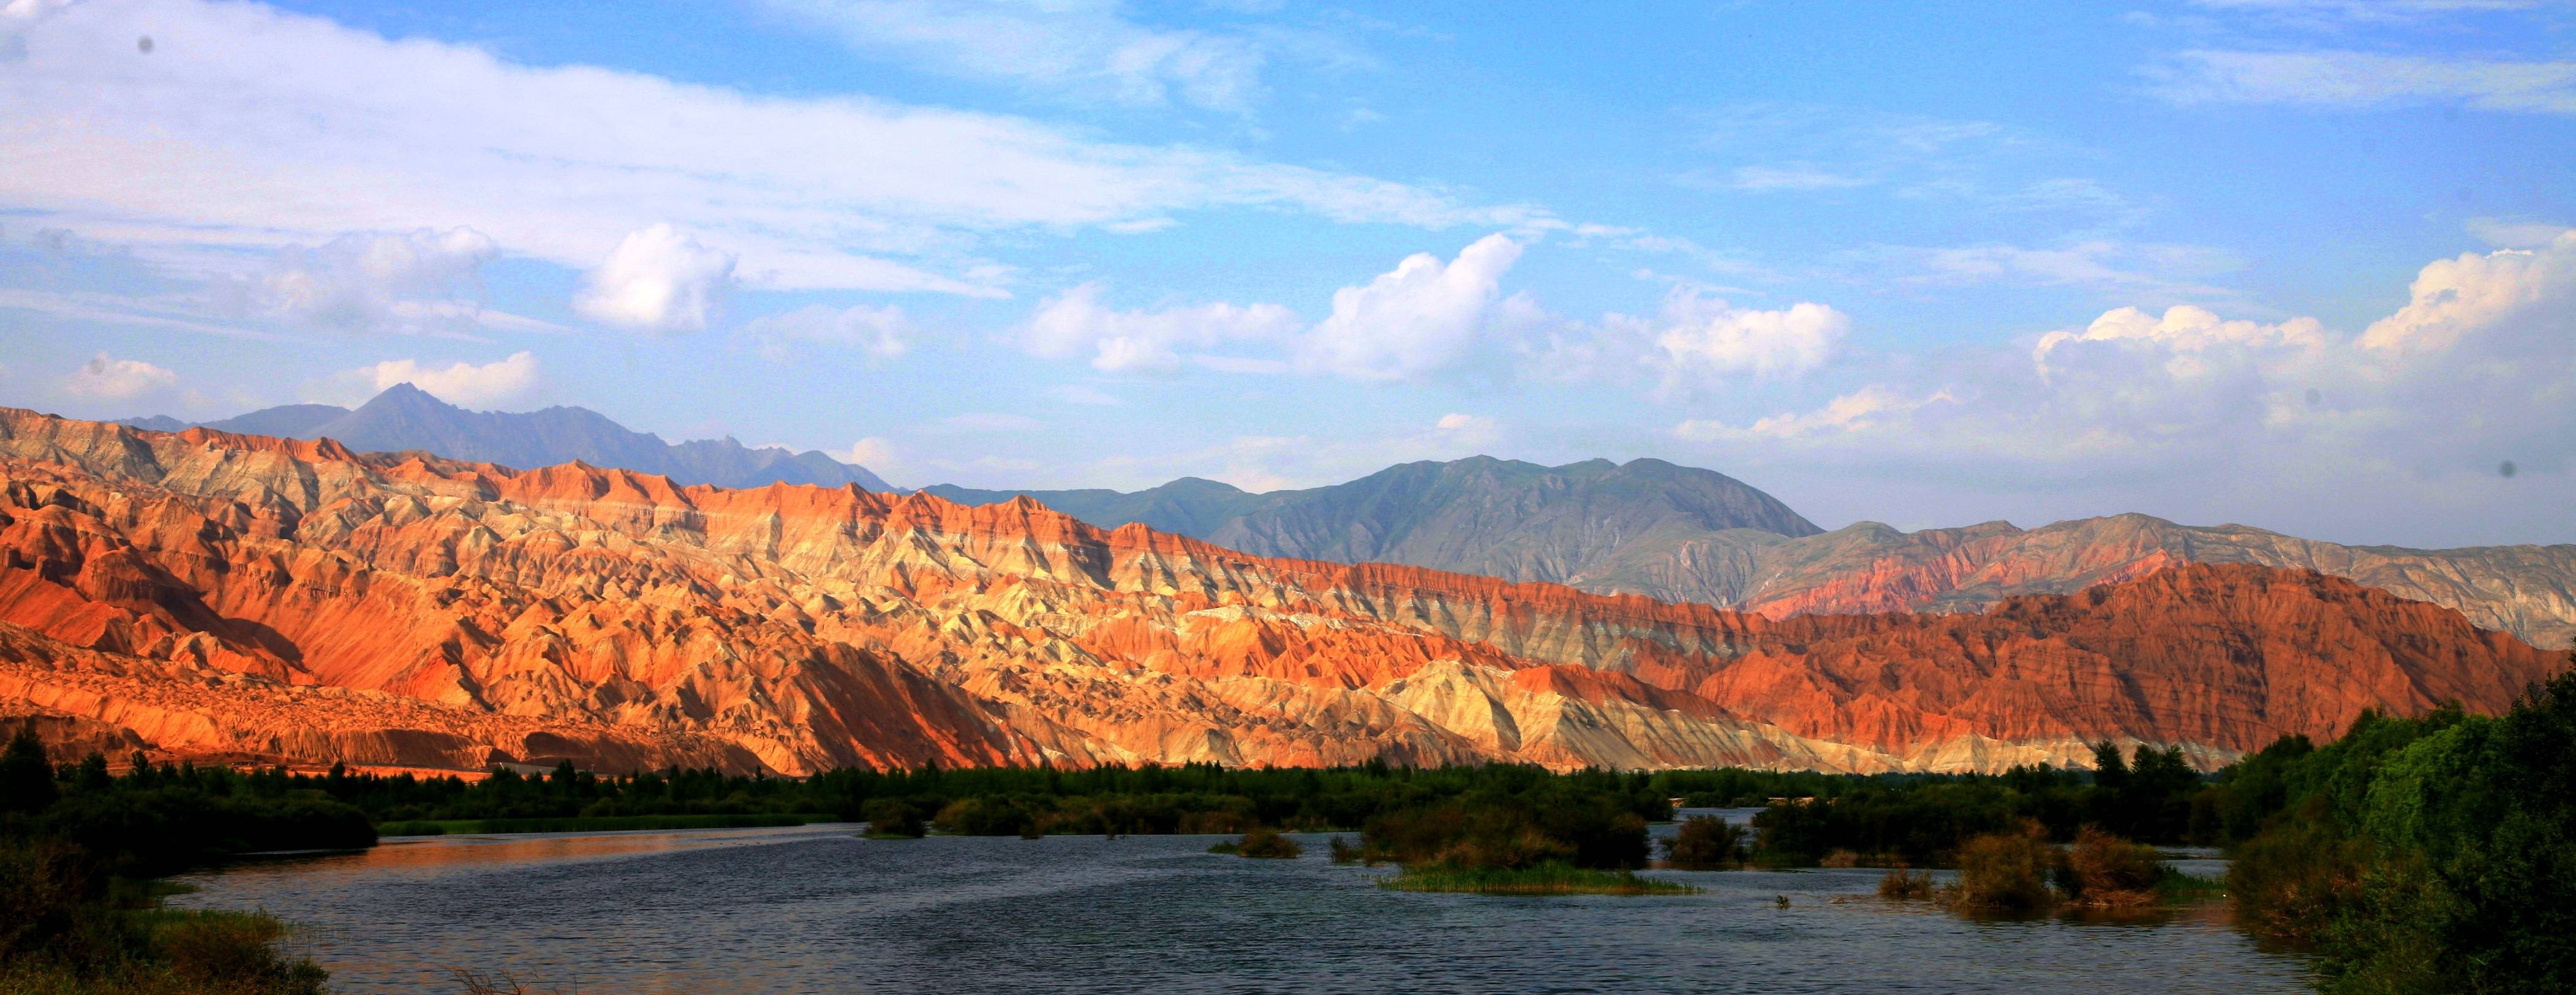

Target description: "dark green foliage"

left=41, top=790, right=375, bottom=879
left=1, top=836, right=103, bottom=963
left=2223, top=658, right=2576, bottom=993
left=1210, top=827, right=1302, bottom=858
left=0, top=836, right=331, bottom=993
left=1660, top=815, right=1744, bottom=870
left=2, top=721, right=57, bottom=816
left=1, top=747, right=361, bottom=992
left=861, top=798, right=925, bottom=838
left=1354, top=783, right=1660, bottom=871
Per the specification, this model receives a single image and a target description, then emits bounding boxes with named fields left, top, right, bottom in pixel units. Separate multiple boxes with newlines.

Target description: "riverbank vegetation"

left=2216, top=668, right=2576, bottom=993
left=1207, top=828, right=1302, bottom=858
left=2, top=727, right=360, bottom=993
left=1661, top=815, right=1747, bottom=870
left=1338, top=781, right=1700, bottom=895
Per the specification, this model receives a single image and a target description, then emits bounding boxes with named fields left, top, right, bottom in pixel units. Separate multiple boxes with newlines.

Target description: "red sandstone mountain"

left=0, top=408, right=2559, bottom=775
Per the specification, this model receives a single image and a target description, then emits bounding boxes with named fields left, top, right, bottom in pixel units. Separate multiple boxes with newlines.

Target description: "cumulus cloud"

left=574, top=225, right=736, bottom=334
left=740, top=303, right=913, bottom=361
left=2033, top=304, right=2326, bottom=378
left=63, top=352, right=176, bottom=399
left=349, top=351, right=540, bottom=407
left=1014, top=234, right=1855, bottom=389
left=1652, top=294, right=1849, bottom=378
left=224, top=227, right=503, bottom=334
left=1675, top=235, right=2576, bottom=539
left=2359, top=236, right=2576, bottom=354
left=842, top=437, right=898, bottom=470
left=1023, top=283, right=1298, bottom=374
left=1298, top=234, right=1526, bottom=380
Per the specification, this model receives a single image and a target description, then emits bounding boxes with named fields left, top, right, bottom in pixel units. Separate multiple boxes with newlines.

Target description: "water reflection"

left=171, top=816, right=2312, bottom=994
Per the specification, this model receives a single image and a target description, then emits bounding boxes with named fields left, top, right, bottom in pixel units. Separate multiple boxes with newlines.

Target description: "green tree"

left=0, top=721, right=56, bottom=816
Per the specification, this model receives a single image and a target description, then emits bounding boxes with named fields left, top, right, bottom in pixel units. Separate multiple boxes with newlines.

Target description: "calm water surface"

left=173, top=811, right=2313, bottom=993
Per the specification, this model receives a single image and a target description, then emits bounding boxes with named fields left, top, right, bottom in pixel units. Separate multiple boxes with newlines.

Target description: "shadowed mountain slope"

left=122, top=385, right=891, bottom=491
left=934, top=476, right=2574, bottom=651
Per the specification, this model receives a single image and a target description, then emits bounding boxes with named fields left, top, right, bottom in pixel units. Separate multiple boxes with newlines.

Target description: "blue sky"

left=1, top=0, right=2570, bottom=546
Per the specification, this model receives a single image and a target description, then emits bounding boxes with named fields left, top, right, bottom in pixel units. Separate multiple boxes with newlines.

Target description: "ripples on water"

left=172, top=811, right=2313, bottom=994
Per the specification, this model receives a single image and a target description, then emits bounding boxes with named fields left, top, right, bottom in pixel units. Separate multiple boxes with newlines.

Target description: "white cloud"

left=1678, top=236, right=2576, bottom=524
left=1432, top=412, right=1501, bottom=445
left=0, top=0, right=1541, bottom=298
left=2152, top=50, right=2576, bottom=114
left=1652, top=294, right=1849, bottom=378
left=352, top=351, right=540, bottom=407
left=62, top=352, right=176, bottom=399
left=2033, top=304, right=2326, bottom=378
left=1676, top=387, right=1950, bottom=442
left=842, top=437, right=898, bottom=470
left=573, top=225, right=736, bottom=334
left=2360, top=233, right=2576, bottom=354
left=1298, top=234, right=1524, bottom=380
left=1023, top=283, right=1299, bottom=374
left=740, top=302, right=913, bottom=360
left=224, top=227, right=504, bottom=334
left=759, top=0, right=1268, bottom=113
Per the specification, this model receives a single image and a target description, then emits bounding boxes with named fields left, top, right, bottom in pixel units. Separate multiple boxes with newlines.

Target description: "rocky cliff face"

left=1, top=409, right=2559, bottom=776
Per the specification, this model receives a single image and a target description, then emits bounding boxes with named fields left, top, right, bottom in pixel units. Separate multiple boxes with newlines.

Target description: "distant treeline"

left=161, top=754, right=2210, bottom=852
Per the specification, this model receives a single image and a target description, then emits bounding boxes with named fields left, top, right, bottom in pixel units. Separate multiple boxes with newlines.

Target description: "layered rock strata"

left=0, top=409, right=2559, bottom=775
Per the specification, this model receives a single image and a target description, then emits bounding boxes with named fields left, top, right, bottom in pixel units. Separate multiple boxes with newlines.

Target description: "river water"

left=172, top=811, right=2313, bottom=993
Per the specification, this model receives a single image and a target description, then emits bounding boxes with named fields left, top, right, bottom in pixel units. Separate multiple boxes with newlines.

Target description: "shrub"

left=1878, top=866, right=1935, bottom=899
left=2059, top=827, right=2161, bottom=906
left=1946, top=828, right=2054, bottom=912
left=860, top=798, right=924, bottom=838
left=1660, top=816, right=1743, bottom=870
left=1360, top=794, right=1650, bottom=871
left=146, top=909, right=331, bottom=994
left=1231, top=827, right=1302, bottom=859
left=1328, top=836, right=1363, bottom=864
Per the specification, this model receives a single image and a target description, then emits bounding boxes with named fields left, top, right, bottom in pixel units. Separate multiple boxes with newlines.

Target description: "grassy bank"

left=1378, top=864, right=1700, bottom=896
left=377, top=813, right=840, bottom=836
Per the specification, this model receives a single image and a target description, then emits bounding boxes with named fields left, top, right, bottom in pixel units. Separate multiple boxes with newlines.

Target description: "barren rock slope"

left=0, top=410, right=2557, bottom=775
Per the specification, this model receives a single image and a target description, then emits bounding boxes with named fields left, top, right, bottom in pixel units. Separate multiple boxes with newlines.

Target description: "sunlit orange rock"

left=0, top=408, right=2559, bottom=775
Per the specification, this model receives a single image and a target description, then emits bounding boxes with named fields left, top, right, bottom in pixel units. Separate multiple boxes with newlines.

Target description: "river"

left=171, top=811, right=2313, bottom=993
